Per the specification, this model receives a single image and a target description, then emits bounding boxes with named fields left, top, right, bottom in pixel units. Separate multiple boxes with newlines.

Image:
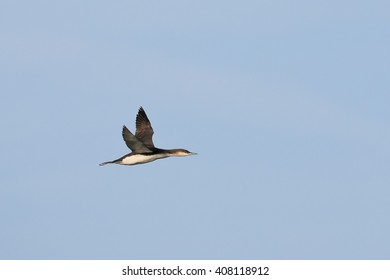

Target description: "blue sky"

left=1, top=0, right=389, bottom=259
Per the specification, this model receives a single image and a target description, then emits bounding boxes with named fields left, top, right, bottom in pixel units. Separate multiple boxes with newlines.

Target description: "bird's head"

left=169, top=149, right=197, bottom=157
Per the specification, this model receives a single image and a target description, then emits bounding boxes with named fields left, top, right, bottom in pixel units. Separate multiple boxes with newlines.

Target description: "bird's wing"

left=135, top=107, right=155, bottom=148
left=122, top=125, right=152, bottom=153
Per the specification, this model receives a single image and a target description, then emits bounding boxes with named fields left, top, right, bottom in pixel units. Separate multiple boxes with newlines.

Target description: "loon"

left=99, top=107, right=196, bottom=166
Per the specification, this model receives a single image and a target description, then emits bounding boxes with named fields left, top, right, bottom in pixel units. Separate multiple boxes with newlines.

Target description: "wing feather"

left=122, top=125, right=151, bottom=153
left=135, top=107, right=155, bottom=148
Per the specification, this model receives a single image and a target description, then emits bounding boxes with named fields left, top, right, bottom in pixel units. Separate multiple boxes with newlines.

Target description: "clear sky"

left=1, top=0, right=389, bottom=259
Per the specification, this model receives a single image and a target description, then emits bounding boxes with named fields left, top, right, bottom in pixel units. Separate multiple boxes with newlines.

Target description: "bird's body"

left=100, top=107, right=196, bottom=166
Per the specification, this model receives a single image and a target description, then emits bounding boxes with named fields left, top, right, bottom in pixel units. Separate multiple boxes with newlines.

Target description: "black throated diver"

left=99, top=107, right=196, bottom=166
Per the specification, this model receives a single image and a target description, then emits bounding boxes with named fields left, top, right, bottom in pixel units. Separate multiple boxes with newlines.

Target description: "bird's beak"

left=190, top=152, right=198, bottom=155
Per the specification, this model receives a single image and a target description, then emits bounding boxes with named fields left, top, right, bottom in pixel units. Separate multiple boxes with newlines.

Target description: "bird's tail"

left=99, top=161, right=114, bottom=166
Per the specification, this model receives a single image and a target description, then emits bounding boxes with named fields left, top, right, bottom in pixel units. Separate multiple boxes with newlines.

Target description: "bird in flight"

left=99, top=107, right=196, bottom=166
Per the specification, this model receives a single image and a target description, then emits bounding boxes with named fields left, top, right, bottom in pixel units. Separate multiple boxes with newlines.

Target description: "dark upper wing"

left=135, top=107, right=155, bottom=148
left=122, top=125, right=151, bottom=153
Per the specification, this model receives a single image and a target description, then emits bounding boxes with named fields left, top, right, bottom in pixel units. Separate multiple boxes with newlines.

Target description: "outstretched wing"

left=122, top=125, right=151, bottom=153
left=135, top=107, right=155, bottom=148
